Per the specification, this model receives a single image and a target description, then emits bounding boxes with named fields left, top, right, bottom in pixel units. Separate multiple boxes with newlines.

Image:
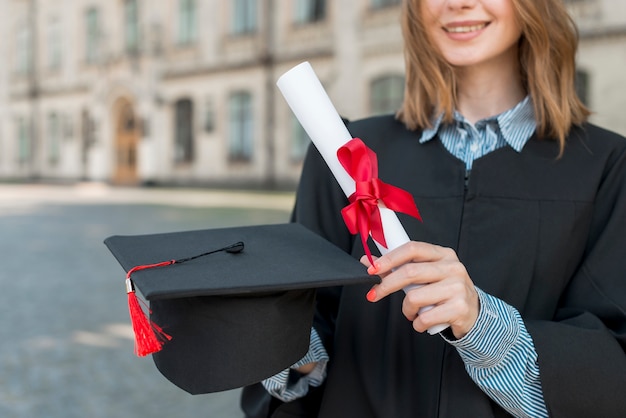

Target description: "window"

left=16, top=25, right=31, bottom=74
left=85, top=8, right=100, bottom=63
left=16, top=118, right=31, bottom=165
left=81, top=109, right=96, bottom=151
left=48, top=18, right=62, bottom=70
left=64, top=114, right=74, bottom=139
left=178, top=0, right=197, bottom=45
left=48, top=113, right=61, bottom=165
left=370, top=75, right=405, bottom=115
left=290, top=115, right=310, bottom=161
left=294, top=0, right=326, bottom=24
left=204, top=98, right=215, bottom=133
left=232, top=0, right=257, bottom=34
left=370, top=0, right=401, bottom=9
left=124, top=0, right=139, bottom=53
left=228, top=92, right=253, bottom=161
left=174, top=99, right=194, bottom=164
left=575, top=69, right=590, bottom=107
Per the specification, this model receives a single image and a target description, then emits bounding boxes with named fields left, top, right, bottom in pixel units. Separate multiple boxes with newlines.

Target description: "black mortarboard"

left=104, top=223, right=375, bottom=394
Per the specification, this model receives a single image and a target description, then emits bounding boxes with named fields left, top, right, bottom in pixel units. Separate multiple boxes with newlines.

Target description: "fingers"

left=400, top=279, right=478, bottom=338
left=362, top=241, right=479, bottom=338
left=374, top=241, right=456, bottom=274
left=367, top=246, right=467, bottom=302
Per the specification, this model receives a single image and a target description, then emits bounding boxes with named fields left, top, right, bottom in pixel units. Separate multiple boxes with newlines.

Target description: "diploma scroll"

left=277, top=62, right=448, bottom=335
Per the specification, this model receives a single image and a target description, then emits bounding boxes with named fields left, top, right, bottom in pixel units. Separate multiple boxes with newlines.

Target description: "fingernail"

left=366, top=288, right=377, bottom=302
left=367, top=262, right=380, bottom=275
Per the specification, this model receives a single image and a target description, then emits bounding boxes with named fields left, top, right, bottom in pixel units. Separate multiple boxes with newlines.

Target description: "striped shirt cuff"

left=444, top=288, right=520, bottom=367
left=442, top=288, right=548, bottom=418
left=261, top=327, right=329, bottom=403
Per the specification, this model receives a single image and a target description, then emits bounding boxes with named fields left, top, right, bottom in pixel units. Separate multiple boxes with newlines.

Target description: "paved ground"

left=0, top=183, right=295, bottom=418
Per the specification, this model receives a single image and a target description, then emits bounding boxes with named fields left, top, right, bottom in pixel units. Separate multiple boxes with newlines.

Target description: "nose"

left=445, top=0, right=478, bottom=9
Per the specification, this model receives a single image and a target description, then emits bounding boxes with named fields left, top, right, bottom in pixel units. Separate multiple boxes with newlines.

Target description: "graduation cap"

left=104, top=223, right=376, bottom=394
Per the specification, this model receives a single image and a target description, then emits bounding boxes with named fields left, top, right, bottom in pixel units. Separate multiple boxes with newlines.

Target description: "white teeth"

left=445, top=23, right=487, bottom=33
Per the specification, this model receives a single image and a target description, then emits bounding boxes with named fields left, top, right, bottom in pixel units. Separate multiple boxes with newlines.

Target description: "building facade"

left=0, top=0, right=624, bottom=188
left=568, top=0, right=626, bottom=134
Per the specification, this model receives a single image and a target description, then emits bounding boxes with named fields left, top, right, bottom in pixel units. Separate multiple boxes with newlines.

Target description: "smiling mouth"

left=444, top=23, right=489, bottom=33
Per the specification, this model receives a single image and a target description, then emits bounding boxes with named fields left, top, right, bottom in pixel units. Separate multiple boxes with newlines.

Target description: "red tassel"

left=125, top=263, right=173, bottom=356
left=127, top=291, right=170, bottom=356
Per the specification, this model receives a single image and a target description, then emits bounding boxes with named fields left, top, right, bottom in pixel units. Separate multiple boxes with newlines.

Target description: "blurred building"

left=568, top=0, right=626, bottom=134
left=0, top=0, right=624, bottom=188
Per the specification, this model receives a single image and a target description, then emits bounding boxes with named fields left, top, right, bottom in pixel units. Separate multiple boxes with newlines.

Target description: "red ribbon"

left=337, top=138, right=422, bottom=264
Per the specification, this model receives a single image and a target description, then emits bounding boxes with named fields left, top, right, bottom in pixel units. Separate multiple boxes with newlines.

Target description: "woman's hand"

left=294, top=363, right=317, bottom=374
left=361, top=241, right=479, bottom=339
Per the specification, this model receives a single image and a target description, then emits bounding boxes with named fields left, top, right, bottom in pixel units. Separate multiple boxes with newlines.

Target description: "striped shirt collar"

left=418, top=95, right=536, bottom=153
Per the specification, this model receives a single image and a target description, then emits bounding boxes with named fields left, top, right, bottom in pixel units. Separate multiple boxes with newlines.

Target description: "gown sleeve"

left=525, top=143, right=626, bottom=417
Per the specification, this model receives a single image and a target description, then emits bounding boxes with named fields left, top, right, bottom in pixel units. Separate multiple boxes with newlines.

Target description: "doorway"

left=113, top=98, right=139, bottom=185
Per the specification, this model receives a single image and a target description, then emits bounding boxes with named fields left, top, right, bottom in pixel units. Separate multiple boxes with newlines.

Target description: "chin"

left=443, top=56, right=481, bottom=68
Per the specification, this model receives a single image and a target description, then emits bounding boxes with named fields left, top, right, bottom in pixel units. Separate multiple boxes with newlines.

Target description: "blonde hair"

left=397, top=0, right=590, bottom=151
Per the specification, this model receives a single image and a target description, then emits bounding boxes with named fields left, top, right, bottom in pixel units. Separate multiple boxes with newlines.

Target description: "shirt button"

left=470, top=142, right=479, bottom=153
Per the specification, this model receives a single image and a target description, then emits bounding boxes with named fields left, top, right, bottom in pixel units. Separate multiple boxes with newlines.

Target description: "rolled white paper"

left=277, top=62, right=448, bottom=334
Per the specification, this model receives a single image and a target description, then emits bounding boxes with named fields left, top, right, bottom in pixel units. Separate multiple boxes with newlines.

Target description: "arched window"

left=370, top=74, right=405, bottom=115
left=228, top=91, right=253, bottom=161
left=174, top=99, right=194, bottom=164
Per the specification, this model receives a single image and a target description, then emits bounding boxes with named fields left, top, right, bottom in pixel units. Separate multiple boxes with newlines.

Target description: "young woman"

left=242, top=0, right=626, bottom=417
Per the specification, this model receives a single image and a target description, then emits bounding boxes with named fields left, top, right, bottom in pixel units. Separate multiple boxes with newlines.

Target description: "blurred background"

left=0, top=183, right=294, bottom=417
left=0, top=0, right=624, bottom=189
left=0, top=0, right=625, bottom=417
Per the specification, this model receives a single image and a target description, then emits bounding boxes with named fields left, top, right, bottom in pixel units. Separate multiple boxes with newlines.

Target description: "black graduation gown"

left=241, top=115, right=626, bottom=418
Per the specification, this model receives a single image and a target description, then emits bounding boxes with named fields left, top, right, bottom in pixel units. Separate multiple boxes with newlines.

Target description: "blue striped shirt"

left=264, top=96, right=548, bottom=418
left=262, top=328, right=328, bottom=401
left=444, top=289, right=546, bottom=418
left=420, top=95, right=537, bottom=171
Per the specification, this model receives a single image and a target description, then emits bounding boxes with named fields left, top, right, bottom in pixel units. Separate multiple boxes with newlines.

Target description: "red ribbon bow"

left=338, top=138, right=422, bottom=265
